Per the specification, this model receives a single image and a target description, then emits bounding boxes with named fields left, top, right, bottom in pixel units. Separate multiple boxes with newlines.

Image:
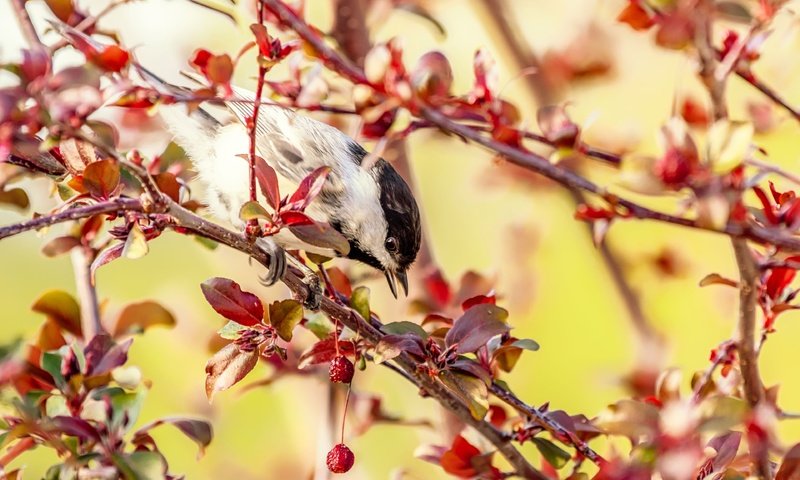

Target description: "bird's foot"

left=255, top=238, right=287, bottom=287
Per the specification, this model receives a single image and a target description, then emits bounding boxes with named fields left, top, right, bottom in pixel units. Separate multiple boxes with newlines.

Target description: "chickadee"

left=140, top=68, right=421, bottom=298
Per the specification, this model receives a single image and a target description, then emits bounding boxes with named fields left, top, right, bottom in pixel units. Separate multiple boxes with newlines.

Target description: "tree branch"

left=166, top=196, right=547, bottom=479
left=71, top=246, right=104, bottom=339
left=0, top=198, right=142, bottom=241
left=695, top=2, right=769, bottom=477
left=260, top=0, right=800, bottom=254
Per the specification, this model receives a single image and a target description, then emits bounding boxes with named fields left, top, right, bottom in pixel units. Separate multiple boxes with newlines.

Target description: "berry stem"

left=340, top=381, right=353, bottom=444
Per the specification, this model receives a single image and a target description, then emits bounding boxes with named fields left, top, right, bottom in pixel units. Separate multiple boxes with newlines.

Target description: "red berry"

left=329, top=355, right=354, bottom=384
left=326, top=443, right=355, bottom=474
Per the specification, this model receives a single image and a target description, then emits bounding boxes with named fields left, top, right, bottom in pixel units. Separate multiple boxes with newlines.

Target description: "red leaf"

left=287, top=166, right=331, bottom=210
left=206, top=54, right=234, bottom=86
left=680, top=98, right=709, bottom=127
left=200, top=277, right=264, bottom=327
left=191, top=49, right=212, bottom=71
left=250, top=24, right=272, bottom=57
left=92, top=45, right=130, bottom=73
left=279, top=211, right=314, bottom=226
left=373, top=334, right=425, bottom=363
left=461, top=294, right=496, bottom=311
left=83, top=334, right=114, bottom=374
left=424, top=269, right=452, bottom=308
left=82, top=159, right=120, bottom=199
left=753, top=186, right=779, bottom=225
left=91, top=243, right=124, bottom=283
left=440, top=435, right=481, bottom=477
left=90, top=338, right=132, bottom=376
left=298, top=337, right=355, bottom=369
left=617, top=2, right=655, bottom=30
left=41, top=236, right=81, bottom=257
left=487, top=405, right=507, bottom=428
left=255, top=156, right=280, bottom=209
left=765, top=260, right=799, bottom=300
left=154, top=172, right=181, bottom=202
left=326, top=268, right=352, bottom=296
left=21, top=48, right=51, bottom=82
left=50, top=416, right=100, bottom=441
left=707, top=431, right=742, bottom=472
left=537, top=105, right=579, bottom=148
left=770, top=181, right=794, bottom=205
left=445, top=304, right=510, bottom=354
left=777, top=443, right=800, bottom=480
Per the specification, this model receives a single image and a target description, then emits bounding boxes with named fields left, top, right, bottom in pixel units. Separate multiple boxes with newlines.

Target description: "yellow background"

left=2, top=0, right=800, bottom=478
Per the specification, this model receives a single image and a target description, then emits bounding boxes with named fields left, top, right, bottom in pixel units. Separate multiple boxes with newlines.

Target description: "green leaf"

left=439, top=371, right=488, bottom=420
left=41, top=351, right=65, bottom=389
left=382, top=321, right=427, bottom=339
left=532, top=437, right=571, bottom=469
left=217, top=321, right=247, bottom=340
left=32, top=290, right=82, bottom=337
left=109, top=390, right=146, bottom=434
left=239, top=200, right=271, bottom=221
left=350, top=286, right=370, bottom=320
left=114, top=451, right=166, bottom=480
left=512, top=338, right=540, bottom=351
left=268, top=299, right=304, bottom=341
left=304, top=312, right=333, bottom=340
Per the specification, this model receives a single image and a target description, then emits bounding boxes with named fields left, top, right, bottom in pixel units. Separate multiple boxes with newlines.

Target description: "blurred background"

left=2, top=0, right=800, bottom=478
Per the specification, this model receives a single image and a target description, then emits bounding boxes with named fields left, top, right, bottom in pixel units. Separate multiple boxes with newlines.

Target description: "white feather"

left=158, top=99, right=394, bottom=266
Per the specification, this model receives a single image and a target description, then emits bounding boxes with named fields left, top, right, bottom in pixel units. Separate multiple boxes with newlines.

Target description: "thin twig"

left=47, top=0, right=130, bottom=52
left=481, top=0, right=661, bottom=347
left=71, top=246, right=104, bottom=339
left=10, top=0, right=43, bottom=47
left=489, top=384, right=605, bottom=465
left=734, top=67, right=800, bottom=122
left=0, top=437, right=36, bottom=469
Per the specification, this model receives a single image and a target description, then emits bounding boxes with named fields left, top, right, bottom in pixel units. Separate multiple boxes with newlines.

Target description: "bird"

left=138, top=67, right=422, bottom=302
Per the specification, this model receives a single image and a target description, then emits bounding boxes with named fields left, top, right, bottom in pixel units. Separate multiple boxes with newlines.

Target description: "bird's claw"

left=256, top=239, right=287, bottom=287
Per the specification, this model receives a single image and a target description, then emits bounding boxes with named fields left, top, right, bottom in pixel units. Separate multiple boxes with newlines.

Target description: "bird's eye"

left=385, top=237, right=398, bottom=253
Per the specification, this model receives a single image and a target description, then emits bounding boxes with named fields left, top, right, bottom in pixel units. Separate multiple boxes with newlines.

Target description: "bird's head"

left=341, top=157, right=421, bottom=298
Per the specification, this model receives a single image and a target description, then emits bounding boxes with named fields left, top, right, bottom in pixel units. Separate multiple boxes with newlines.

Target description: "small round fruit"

left=329, top=355, right=355, bottom=384
left=326, top=443, right=355, bottom=474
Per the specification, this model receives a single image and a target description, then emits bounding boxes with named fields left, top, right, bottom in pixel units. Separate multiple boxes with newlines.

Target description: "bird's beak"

left=396, top=270, right=408, bottom=296
left=384, top=270, right=409, bottom=299
left=385, top=270, right=398, bottom=299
